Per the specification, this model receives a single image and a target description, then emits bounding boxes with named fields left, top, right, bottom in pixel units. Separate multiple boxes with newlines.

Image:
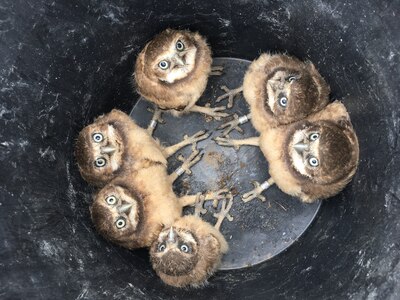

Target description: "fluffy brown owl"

left=134, top=29, right=228, bottom=119
left=90, top=150, right=231, bottom=249
left=150, top=195, right=233, bottom=288
left=217, top=53, right=330, bottom=135
left=216, top=101, right=359, bottom=203
left=75, top=109, right=208, bottom=187
left=90, top=164, right=180, bottom=249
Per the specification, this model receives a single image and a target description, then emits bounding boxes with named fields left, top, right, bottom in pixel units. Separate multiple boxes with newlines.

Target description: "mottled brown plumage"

left=89, top=146, right=231, bottom=249
left=90, top=164, right=182, bottom=249
left=216, top=101, right=359, bottom=203
left=75, top=109, right=166, bottom=186
left=217, top=53, right=330, bottom=135
left=75, top=109, right=209, bottom=187
left=245, top=53, right=330, bottom=131
left=150, top=196, right=232, bottom=288
left=262, top=101, right=359, bottom=202
left=134, top=29, right=228, bottom=118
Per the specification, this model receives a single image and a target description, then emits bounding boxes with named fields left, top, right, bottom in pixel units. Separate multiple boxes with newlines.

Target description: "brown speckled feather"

left=74, top=109, right=167, bottom=187
left=260, top=101, right=359, bottom=203
left=134, top=29, right=212, bottom=114
left=150, top=215, right=228, bottom=288
left=90, top=164, right=183, bottom=249
left=243, top=53, right=330, bottom=132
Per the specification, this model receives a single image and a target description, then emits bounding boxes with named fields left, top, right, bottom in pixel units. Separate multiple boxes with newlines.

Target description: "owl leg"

left=210, top=65, right=224, bottom=76
left=163, top=130, right=210, bottom=158
left=203, top=188, right=231, bottom=208
left=217, top=113, right=251, bottom=136
left=242, top=178, right=275, bottom=203
left=190, top=104, right=230, bottom=120
left=193, top=193, right=208, bottom=216
left=214, top=136, right=259, bottom=150
left=146, top=106, right=164, bottom=135
left=169, top=144, right=203, bottom=183
left=178, top=193, right=207, bottom=215
left=215, top=85, right=243, bottom=108
left=178, top=189, right=231, bottom=212
left=213, top=194, right=234, bottom=230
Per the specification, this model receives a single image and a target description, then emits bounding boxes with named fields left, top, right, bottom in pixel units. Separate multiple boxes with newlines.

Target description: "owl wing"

left=308, top=100, right=351, bottom=125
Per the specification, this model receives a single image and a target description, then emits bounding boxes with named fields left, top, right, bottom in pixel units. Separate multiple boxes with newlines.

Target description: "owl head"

left=150, top=216, right=228, bottom=288
left=74, top=110, right=131, bottom=186
left=90, top=178, right=155, bottom=249
left=141, top=29, right=201, bottom=84
left=286, top=119, right=359, bottom=186
left=263, top=58, right=329, bottom=125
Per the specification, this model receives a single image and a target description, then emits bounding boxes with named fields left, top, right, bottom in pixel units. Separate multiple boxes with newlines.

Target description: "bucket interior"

left=1, top=1, right=399, bottom=299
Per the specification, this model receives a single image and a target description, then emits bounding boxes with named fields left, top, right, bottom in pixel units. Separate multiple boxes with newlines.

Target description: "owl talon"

left=203, top=188, right=230, bottom=208
left=211, top=65, right=224, bottom=72
left=214, top=136, right=241, bottom=150
left=208, top=105, right=229, bottom=120
left=217, top=114, right=248, bottom=136
left=174, top=145, right=202, bottom=177
left=242, top=179, right=273, bottom=203
left=190, top=104, right=229, bottom=120
left=215, top=85, right=243, bottom=108
left=210, top=65, right=224, bottom=76
left=194, top=193, right=207, bottom=217
left=242, top=190, right=265, bottom=203
left=183, top=130, right=210, bottom=146
left=213, top=194, right=234, bottom=230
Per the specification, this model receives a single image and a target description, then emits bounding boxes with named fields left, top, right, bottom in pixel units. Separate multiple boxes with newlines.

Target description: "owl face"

left=264, top=68, right=317, bottom=124
left=287, top=120, right=355, bottom=184
left=151, top=227, right=199, bottom=276
left=143, top=29, right=198, bottom=84
left=91, top=183, right=141, bottom=245
left=75, top=122, right=124, bottom=185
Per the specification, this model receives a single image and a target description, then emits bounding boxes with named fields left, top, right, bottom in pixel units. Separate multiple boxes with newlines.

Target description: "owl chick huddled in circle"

left=89, top=140, right=232, bottom=250
left=216, top=53, right=330, bottom=135
left=74, top=109, right=209, bottom=187
left=217, top=101, right=359, bottom=203
left=134, top=29, right=228, bottom=119
left=150, top=194, right=233, bottom=288
left=215, top=54, right=359, bottom=203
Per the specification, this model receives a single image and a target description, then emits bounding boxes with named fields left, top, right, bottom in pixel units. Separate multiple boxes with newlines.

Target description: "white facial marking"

left=113, top=187, right=139, bottom=230
left=290, top=129, right=321, bottom=177
left=267, top=82, right=276, bottom=113
left=266, top=71, right=290, bottom=113
left=156, top=39, right=197, bottom=83
left=290, top=130, right=309, bottom=177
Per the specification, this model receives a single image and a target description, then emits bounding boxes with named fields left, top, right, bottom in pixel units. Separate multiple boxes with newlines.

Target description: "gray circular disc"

left=130, top=57, right=321, bottom=270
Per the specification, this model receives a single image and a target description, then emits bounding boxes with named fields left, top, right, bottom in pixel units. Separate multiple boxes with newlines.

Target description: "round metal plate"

left=130, top=57, right=321, bottom=270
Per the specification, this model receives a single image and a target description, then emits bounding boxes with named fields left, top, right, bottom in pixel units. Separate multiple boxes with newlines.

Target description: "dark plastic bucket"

left=1, top=1, right=399, bottom=299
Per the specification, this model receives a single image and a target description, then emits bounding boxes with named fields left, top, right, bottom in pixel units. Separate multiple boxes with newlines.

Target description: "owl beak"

left=173, top=54, right=185, bottom=67
left=168, top=227, right=176, bottom=243
left=294, top=142, right=309, bottom=154
left=118, top=203, right=132, bottom=214
left=101, top=145, right=116, bottom=154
